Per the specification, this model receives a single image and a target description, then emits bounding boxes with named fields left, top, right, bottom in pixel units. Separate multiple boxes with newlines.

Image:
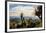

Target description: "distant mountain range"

left=10, top=16, right=41, bottom=23
left=10, top=16, right=40, bottom=20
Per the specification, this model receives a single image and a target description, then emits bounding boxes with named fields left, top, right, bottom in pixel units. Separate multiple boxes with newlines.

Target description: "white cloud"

left=9, top=6, right=36, bottom=16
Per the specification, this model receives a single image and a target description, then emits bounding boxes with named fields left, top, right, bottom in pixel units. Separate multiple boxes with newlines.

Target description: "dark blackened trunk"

left=35, top=6, right=42, bottom=20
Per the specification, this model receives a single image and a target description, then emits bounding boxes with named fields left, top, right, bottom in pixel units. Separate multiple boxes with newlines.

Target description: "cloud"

left=9, top=6, right=33, bottom=11
left=9, top=4, right=32, bottom=11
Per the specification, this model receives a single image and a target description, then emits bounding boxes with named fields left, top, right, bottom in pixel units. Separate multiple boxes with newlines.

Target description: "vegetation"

left=35, top=6, right=42, bottom=20
left=9, top=13, right=42, bottom=29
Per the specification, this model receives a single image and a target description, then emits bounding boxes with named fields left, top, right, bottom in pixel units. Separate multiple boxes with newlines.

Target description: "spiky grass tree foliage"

left=10, top=21, right=17, bottom=29
left=35, top=20, right=42, bottom=27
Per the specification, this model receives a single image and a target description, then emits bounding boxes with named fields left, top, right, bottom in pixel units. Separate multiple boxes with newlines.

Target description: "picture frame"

left=5, top=1, right=45, bottom=32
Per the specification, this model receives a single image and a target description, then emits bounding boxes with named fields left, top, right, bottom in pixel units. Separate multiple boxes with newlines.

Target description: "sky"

left=9, top=4, right=37, bottom=16
left=9, top=4, right=40, bottom=19
left=9, top=4, right=32, bottom=11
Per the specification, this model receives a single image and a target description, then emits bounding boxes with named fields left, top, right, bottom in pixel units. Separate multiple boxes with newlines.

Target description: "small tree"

left=35, top=6, right=42, bottom=20
left=20, top=13, right=23, bottom=21
left=20, top=13, right=23, bottom=27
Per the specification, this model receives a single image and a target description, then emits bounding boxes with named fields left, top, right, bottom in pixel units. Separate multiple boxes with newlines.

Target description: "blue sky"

left=9, top=4, right=32, bottom=11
